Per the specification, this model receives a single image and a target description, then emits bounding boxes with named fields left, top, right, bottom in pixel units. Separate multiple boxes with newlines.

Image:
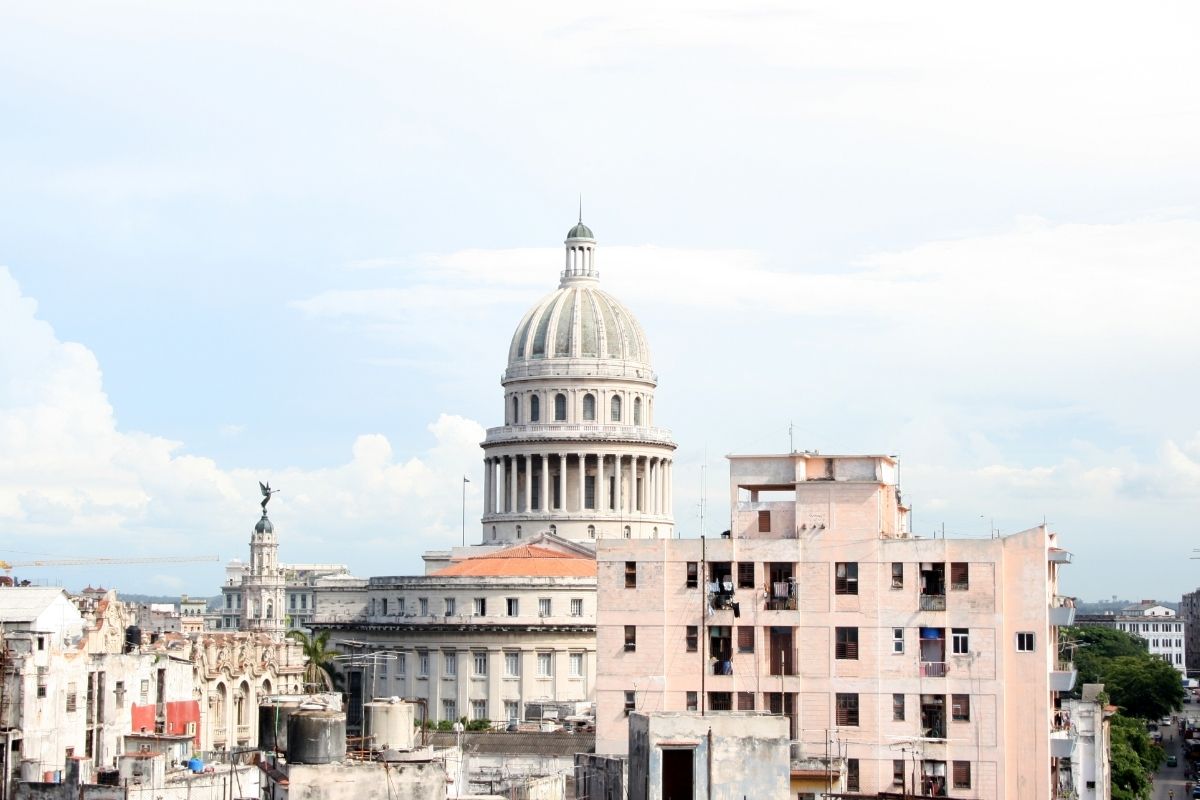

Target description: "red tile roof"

left=431, top=544, right=595, bottom=578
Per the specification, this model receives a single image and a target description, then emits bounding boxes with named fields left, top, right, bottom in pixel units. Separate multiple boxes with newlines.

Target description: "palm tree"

left=287, top=629, right=336, bottom=691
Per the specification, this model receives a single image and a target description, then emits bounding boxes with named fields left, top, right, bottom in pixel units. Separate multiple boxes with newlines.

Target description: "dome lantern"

left=562, top=215, right=598, bottom=282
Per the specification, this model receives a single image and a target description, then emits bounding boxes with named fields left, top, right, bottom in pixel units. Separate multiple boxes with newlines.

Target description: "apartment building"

left=596, top=452, right=1077, bottom=799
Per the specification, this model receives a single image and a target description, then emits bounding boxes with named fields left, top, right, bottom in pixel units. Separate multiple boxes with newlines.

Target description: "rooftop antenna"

left=578, top=194, right=583, bottom=223
left=789, top=422, right=794, bottom=453
left=699, top=448, right=707, bottom=538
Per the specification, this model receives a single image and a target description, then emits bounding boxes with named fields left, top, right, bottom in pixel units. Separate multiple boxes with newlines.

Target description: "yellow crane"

left=0, top=555, right=219, bottom=575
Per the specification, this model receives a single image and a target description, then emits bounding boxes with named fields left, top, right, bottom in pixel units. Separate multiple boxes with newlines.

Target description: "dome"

left=508, top=284, right=651, bottom=367
left=255, top=513, right=274, bottom=534
left=566, top=221, right=594, bottom=240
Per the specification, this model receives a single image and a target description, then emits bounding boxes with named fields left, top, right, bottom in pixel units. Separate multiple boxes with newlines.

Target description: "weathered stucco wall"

left=285, top=761, right=445, bottom=800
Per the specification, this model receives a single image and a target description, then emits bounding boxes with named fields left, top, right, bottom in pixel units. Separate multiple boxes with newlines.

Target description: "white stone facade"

left=481, top=222, right=676, bottom=544
left=1085, top=603, right=1187, bottom=675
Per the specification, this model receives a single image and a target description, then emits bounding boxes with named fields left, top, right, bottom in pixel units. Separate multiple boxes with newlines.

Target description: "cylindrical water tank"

left=286, top=710, right=347, bottom=764
left=259, top=699, right=304, bottom=752
left=364, top=699, right=415, bottom=751
left=19, top=760, right=39, bottom=782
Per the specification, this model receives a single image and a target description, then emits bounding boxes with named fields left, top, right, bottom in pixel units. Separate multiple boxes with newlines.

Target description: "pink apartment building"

left=596, top=452, right=1077, bottom=799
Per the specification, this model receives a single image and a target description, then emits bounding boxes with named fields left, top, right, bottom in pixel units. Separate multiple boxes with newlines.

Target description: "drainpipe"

left=706, top=727, right=713, bottom=800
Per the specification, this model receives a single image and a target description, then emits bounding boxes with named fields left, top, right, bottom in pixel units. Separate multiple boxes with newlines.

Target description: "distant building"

left=313, top=534, right=596, bottom=731
left=178, top=595, right=207, bottom=634
left=595, top=451, right=1079, bottom=800
left=1076, top=600, right=1186, bottom=675
left=1181, top=589, right=1200, bottom=675
left=1056, top=684, right=1113, bottom=800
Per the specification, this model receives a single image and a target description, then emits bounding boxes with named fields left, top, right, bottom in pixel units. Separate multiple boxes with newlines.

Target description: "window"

left=835, top=562, right=858, bottom=595
left=396, top=597, right=405, bottom=615
left=418, top=652, right=429, bottom=677
left=708, top=692, right=732, bottom=711
left=472, top=700, right=487, bottom=721
left=1017, top=632, right=1036, bottom=652
left=290, top=594, right=297, bottom=610
left=623, top=525, right=631, bottom=538
left=504, top=652, right=519, bottom=677
left=444, top=652, right=457, bottom=677
left=530, top=395, right=540, bottom=422
left=757, top=510, right=771, bottom=532
left=737, top=627, right=755, bottom=653
left=846, top=759, right=860, bottom=792
left=953, top=761, right=972, bottom=789
left=511, top=396, right=519, bottom=423
left=950, top=562, right=969, bottom=590
left=893, top=693, right=905, bottom=721
left=893, top=760, right=905, bottom=786
left=444, top=597, right=456, bottom=616
left=892, top=627, right=905, bottom=654
left=587, top=524, right=596, bottom=539
left=66, top=683, right=77, bottom=713
left=624, top=626, right=637, bottom=652
left=624, top=691, right=636, bottom=715
left=570, top=598, right=583, bottom=617
left=952, top=628, right=969, bottom=655
left=737, top=692, right=755, bottom=711
left=569, top=652, right=583, bottom=677
left=397, top=654, right=406, bottom=676
left=474, top=597, right=486, bottom=616
left=737, top=562, right=755, bottom=588
left=114, top=681, right=125, bottom=707
left=418, top=597, right=429, bottom=615
left=585, top=477, right=596, bottom=509
left=442, top=699, right=456, bottom=722
left=504, top=700, right=519, bottom=722
left=686, top=562, right=698, bottom=588
left=516, top=524, right=522, bottom=538
left=835, top=627, right=859, bottom=659
left=952, top=694, right=970, bottom=722
left=473, top=652, right=487, bottom=676
left=686, top=626, right=698, bottom=652
left=583, top=394, right=596, bottom=421
left=685, top=691, right=698, bottom=711
left=537, top=652, right=553, bottom=677
left=554, top=393, right=567, bottom=421
left=633, top=397, right=642, bottom=425
left=611, top=395, right=622, bottom=421
left=836, top=693, right=859, bottom=726
left=625, top=561, right=637, bottom=588
left=506, top=598, right=519, bottom=617
left=891, top=562, right=904, bottom=589
left=539, top=598, right=551, bottom=617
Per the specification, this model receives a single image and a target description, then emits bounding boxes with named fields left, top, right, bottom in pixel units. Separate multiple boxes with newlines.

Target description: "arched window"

left=583, top=394, right=596, bottom=421
left=549, top=524, right=557, bottom=535
left=491, top=526, right=497, bottom=540
left=652, top=526, right=658, bottom=539
left=511, top=396, right=520, bottom=423
left=516, top=525, right=522, bottom=539
left=623, top=526, right=631, bottom=539
left=530, top=395, right=540, bottom=422
left=266, top=601, right=273, bottom=619
left=554, top=393, right=567, bottom=421
left=633, top=397, right=642, bottom=425
left=587, top=525, right=596, bottom=539
left=611, top=395, right=622, bottom=422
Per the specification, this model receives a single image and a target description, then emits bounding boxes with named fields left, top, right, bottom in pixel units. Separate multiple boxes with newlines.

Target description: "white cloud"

left=0, top=267, right=484, bottom=588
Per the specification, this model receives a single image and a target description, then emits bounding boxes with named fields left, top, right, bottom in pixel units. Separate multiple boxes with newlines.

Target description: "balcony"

left=920, top=661, right=949, bottom=678
left=1050, top=596, right=1076, bottom=627
left=484, top=423, right=675, bottom=445
left=1050, top=663, right=1077, bottom=692
left=711, top=659, right=733, bottom=676
left=919, top=594, right=946, bottom=611
left=1050, top=729, right=1075, bottom=758
left=1048, top=548, right=1072, bottom=564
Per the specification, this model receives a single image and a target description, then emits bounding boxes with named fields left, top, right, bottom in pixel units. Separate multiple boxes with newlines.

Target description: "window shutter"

left=757, top=510, right=771, bottom=532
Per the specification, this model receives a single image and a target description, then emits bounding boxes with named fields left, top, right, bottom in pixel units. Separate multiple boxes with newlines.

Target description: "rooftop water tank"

left=286, top=710, right=347, bottom=765
left=364, top=698, right=415, bottom=752
left=259, top=698, right=305, bottom=753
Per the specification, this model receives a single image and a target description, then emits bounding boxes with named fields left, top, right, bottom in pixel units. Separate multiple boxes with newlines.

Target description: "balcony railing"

left=919, top=594, right=946, bottom=611
left=484, top=423, right=675, bottom=444
left=1050, top=596, right=1076, bottom=626
left=1050, top=662, right=1077, bottom=692
left=920, top=661, right=948, bottom=678
left=711, top=660, right=733, bottom=676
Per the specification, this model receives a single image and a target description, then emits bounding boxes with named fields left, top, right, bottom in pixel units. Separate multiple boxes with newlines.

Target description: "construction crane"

left=0, top=555, right=219, bottom=575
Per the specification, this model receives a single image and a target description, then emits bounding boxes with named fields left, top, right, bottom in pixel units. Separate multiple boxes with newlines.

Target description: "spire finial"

left=578, top=194, right=582, bottom=224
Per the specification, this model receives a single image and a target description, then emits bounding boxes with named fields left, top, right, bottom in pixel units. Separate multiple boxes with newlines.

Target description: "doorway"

left=661, top=748, right=695, bottom=800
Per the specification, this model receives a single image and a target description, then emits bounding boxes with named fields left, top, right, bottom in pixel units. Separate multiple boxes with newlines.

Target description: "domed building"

left=481, top=221, right=676, bottom=544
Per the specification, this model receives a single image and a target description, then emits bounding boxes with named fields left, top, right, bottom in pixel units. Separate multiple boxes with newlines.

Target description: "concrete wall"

left=574, top=754, right=624, bottom=800
left=284, top=761, right=445, bottom=800
left=626, top=713, right=789, bottom=800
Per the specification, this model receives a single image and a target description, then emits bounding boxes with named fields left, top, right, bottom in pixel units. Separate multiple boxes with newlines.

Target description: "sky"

left=1, top=2, right=1198, bottom=600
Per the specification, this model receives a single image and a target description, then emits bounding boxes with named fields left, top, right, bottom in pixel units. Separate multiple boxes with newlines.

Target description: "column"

left=483, top=457, right=493, bottom=514
left=523, top=454, right=532, bottom=513
left=558, top=454, right=567, bottom=511
left=540, top=454, right=550, bottom=513
left=597, top=454, right=606, bottom=513
left=665, top=460, right=672, bottom=516
left=642, top=456, right=650, bottom=514
left=613, top=454, right=622, bottom=514
left=507, top=456, right=517, bottom=513
left=577, top=453, right=586, bottom=512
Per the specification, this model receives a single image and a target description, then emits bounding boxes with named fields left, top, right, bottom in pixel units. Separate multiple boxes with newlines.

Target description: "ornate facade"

left=481, top=221, right=676, bottom=544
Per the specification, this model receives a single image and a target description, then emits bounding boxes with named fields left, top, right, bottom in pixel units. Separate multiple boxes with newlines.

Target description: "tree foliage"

left=1109, top=713, right=1161, bottom=800
left=1067, top=626, right=1184, bottom=719
left=287, top=629, right=337, bottom=691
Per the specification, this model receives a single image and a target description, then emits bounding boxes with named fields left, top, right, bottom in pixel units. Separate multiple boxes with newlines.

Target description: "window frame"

left=686, top=626, right=698, bottom=652
left=737, top=562, right=755, bottom=588
left=624, top=625, right=637, bottom=652
left=835, top=693, right=859, bottom=726
left=891, top=562, right=904, bottom=589
left=953, top=760, right=972, bottom=790
left=625, top=561, right=637, bottom=588
left=950, top=562, right=969, bottom=590
left=737, top=626, right=755, bottom=653
left=892, top=627, right=905, bottom=654
left=951, top=694, right=970, bottom=722
left=835, top=562, right=859, bottom=595
left=686, top=562, right=698, bottom=588
left=892, top=693, right=905, bottom=721
left=835, top=627, right=859, bottom=660
left=951, top=627, right=969, bottom=655
left=1016, top=632, right=1036, bottom=652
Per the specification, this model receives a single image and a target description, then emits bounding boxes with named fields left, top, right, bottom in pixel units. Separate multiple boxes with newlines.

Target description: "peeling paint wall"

left=283, top=761, right=445, bottom=800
